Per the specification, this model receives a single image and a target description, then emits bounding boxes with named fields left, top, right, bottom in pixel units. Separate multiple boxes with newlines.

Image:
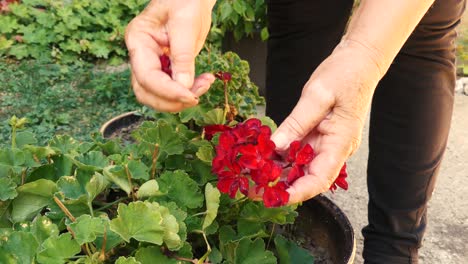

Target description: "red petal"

left=160, top=54, right=172, bottom=75
left=238, top=177, right=250, bottom=196
left=204, top=125, right=231, bottom=140
left=263, top=182, right=290, bottom=208
left=257, top=133, right=276, bottom=159
left=217, top=177, right=234, bottom=195
left=244, top=118, right=261, bottom=129
left=295, top=144, right=315, bottom=165
left=239, top=154, right=259, bottom=170
left=335, top=177, right=349, bottom=190
left=287, top=141, right=301, bottom=163
left=287, top=165, right=305, bottom=184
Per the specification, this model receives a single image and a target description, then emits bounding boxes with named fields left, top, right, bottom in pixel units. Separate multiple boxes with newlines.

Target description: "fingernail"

left=195, top=85, right=210, bottom=96
left=175, top=73, right=192, bottom=88
left=271, top=131, right=289, bottom=150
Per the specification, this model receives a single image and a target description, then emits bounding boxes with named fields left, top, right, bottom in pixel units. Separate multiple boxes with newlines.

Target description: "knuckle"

left=283, top=116, right=307, bottom=138
left=171, top=52, right=195, bottom=66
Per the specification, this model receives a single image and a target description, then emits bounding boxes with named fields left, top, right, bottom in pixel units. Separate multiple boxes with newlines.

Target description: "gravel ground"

left=325, top=94, right=468, bottom=263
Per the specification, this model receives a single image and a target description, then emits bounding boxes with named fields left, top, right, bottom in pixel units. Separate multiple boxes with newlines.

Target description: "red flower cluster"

left=209, top=118, right=348, bottom=208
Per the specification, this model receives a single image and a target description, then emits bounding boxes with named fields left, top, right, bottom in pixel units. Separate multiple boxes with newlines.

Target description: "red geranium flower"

left=204, top=124, right=231, bottom=140
left=216, top=159, right=250, bottom=198
left=262, top=181, right=290, bottom=208
left=286, top=141, right=315, bottom=184
left=238, top=133, right=276, bottom=170
left=330, top=163, right=348, bottom=192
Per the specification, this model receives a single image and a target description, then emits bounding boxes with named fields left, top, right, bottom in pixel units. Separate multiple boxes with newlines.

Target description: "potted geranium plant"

left=0, top=50, right=355, bottom=263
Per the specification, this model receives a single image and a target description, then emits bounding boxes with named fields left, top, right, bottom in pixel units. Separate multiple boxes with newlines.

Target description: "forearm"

left=342, top=0, right=435, bottom=77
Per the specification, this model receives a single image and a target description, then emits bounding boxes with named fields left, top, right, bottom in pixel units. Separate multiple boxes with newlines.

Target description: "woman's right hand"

left=125, top=0, right=216, bottom=112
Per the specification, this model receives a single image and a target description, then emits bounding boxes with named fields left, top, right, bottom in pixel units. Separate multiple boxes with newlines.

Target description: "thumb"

left=167, top=8, right=199, bottom=89
left=271, top=83, right=334, bottom=150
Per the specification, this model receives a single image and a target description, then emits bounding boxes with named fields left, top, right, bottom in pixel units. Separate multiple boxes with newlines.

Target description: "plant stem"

left=124, top=164, right=135, bottom=200
left=197, top=232, right=211, bottom=264
left=223, top=81, right=230, bottom=122
left=21, top=169, right=26, bottom=185
left=94, top=197, right=128, bottom=212
left=187, top=211, right=208, bottom=219
left=87, top=202, right=94, bottom=217
left=151, top=144, right=159, bottom=179
left=266, top=223, right=276, bottom=250
left=53, top=196, right=76, bottom=222
left=99, top=225, right=107, bottom=262
left=11, top=126, right=16, bottom=148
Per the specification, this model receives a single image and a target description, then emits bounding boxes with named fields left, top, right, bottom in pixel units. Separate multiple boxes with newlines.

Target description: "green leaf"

left=233, top=0, right=247, bottom=15
left=85, top=172, right=109, bottom=202
left=274, top=235, right=315, bottom=264
left=109, top=201, right=165, bottom=245
left=158, top=170, right=204, bottom=209
left=138, top=120, right=184, bottom=157
left=57, top=176, right=85, bottom=199
left=179, top=105, right=205, bottom=123
left=8, top=44, right=29, bottom=60
left=235, top=238, right=276, bottom=264
left=103, top=165, right=132, bottom=195
left=30, top=215, right=59, bottom=245
left=68, top=215, right=106, bottom=245
left=27, top=164, right=58, bottom=183
left=51, top=155, right=73, bottom=177
left=0, top=148, right=25, bottom=167
left=159, top=204, right=183, bottom=250
left=258, top=116, right=277, bottom=132
left=115, top=256, right=141, bottom=264
left=260, top=27, right=269, bottom=41
left=89, top=40, right=111, bottom=58
left=237, top=219, right=266, bottom=238
left=11, top=179, right=57, bottom=223
left=49, top=135, right=80, bottom=155
left=240, top=203, right=298, bottom=225
left=127, top=160, right=149, bottom=180
left=135, top=246, right=177, bottom=264
left=202, top=108, right=225, bottom=125
left=136, top=179, right=162, bottom=199
left=220, top=1, right=233, bottom=21
left=36, top=233, right=81, bottom=264
left=94, top=228, right=124, bottom=254
left=190, top=159, right=216, bottom=186
left=72, top=151, right=108, bottom=171
left=0, top=178, right=17, bottom=201
left=15, top=131, right=38, bottom=147
left=1, top=231, right=39, bottom=264
left=0, top=201, right=12, bottom=228
left=196, top=145, right=214, bottom=164
left=203, top=183, right=220, bottom=230
left=45, top=195, right=88, bottom=222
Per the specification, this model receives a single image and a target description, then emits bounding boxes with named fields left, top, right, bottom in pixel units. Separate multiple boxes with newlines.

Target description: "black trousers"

left=265, top=0, right=465, bottom=263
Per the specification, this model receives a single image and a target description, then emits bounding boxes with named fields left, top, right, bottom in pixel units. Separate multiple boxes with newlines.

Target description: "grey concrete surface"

left=325, top=95, right=468, bottom=263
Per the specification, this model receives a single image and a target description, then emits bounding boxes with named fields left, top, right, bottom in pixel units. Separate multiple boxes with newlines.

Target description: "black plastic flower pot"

left=289, top=195, right=356, bottom=263
left=100, top=112, right=356, bottom=264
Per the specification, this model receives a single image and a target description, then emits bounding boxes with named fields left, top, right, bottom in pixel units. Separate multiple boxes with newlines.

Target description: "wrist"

left=335, top=38, right=388, bottom=81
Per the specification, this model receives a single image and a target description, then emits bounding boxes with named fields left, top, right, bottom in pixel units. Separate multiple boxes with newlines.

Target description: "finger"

left=191, top=73, right=216, bottom=97
left=271, top=80, right=335, bottom=151
left=128, top=44, right=198, bottom=105
left=167, top=7, right=199, bottom=88
left=132, top=74, right=196, bottom=112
